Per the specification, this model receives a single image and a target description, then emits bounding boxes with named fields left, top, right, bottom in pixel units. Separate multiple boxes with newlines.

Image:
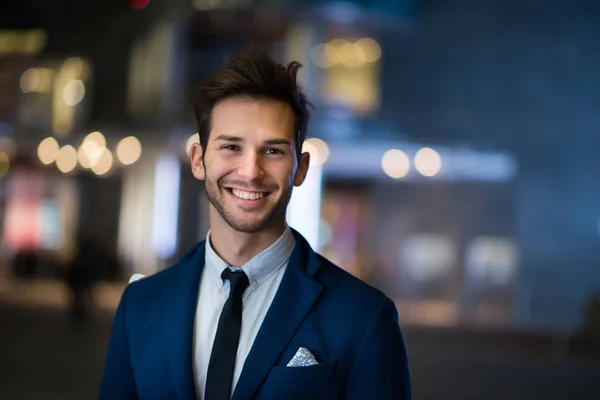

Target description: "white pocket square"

left=129, top=273, right=146, bottom=284
left=286, top=347, right=319, bottom=367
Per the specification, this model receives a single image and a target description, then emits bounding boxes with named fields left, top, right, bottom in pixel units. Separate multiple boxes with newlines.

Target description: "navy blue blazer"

left=98, top=231, right=411, bottom=399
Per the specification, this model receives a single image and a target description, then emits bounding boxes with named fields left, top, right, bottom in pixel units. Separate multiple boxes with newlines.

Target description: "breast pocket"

left=255, top=361, right=340, bottom=400
left=265, top=361, right=337, bottom=384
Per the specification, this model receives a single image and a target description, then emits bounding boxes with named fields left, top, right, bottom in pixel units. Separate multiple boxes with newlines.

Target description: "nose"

left=237, top=152, right=264, bottom=181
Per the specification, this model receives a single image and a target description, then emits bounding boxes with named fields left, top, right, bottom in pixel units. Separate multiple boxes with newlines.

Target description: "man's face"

left=190, top=97, right=310, bottom=233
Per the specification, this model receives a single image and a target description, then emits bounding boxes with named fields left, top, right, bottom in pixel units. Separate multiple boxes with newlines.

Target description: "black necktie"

left=205, top=269, right=250, bottom=400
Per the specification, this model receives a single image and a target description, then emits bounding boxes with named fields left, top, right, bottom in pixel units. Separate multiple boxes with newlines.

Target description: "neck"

left=208, top=210, right=287, bottom=267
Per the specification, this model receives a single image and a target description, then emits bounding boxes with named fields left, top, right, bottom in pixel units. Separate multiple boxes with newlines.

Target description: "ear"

left=190, top=142, right=205, bottom=181
left=293, top=151, right=310, bottom=187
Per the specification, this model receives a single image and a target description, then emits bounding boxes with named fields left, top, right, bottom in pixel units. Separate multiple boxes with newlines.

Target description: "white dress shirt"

left=193, top=227, right=296, bottom=399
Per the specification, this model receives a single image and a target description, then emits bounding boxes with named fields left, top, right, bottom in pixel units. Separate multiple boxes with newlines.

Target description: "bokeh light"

left=414, top=147, right=442, bottom=177
left=382, top=149, right=410, bottom=179
left=0, top=151, right=10, bottom=177
left=116, top=136, right=142, bottom=165
left=62, top=80, right=85, bottom=106
left=37, top=137, right=60, bottom=165
left=56, top=145, right=78, bottom=173
left=91, top=148, right=114, bottom=176
left=20, top=68, right=40, bottom=93
left=303, top=138, right=330, bottom=167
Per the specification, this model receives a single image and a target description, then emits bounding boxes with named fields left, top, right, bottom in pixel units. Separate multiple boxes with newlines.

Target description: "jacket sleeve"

left=98, top=286, right=139, bottom=399
left=344, top=297, right=411, bottom=400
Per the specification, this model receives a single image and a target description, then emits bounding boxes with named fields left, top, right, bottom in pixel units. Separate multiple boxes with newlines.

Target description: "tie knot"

left=221, top=269, right=250, bottom=296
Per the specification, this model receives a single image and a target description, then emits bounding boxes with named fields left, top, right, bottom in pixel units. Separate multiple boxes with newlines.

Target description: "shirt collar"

left=204, top=227, right=296, bottom=291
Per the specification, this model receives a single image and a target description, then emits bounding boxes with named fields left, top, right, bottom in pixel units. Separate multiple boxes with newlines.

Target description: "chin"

left=225, top=210, right=285, bottom=234
left=227, top=220, right=269, bottom=234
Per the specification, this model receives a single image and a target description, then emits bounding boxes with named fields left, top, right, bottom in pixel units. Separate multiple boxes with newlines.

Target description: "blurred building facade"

left=0, top=0, right=599, bottom=333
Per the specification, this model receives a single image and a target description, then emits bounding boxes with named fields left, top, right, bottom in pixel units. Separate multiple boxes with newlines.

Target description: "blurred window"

left=401, top=234, right=456, bottom=282
left=465, top=236, right=518, bottom=288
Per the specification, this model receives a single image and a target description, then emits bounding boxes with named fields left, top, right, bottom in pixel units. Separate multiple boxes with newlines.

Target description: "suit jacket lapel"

left=232, top=232, right=323, bottom=400
left=164, top=241, right=205, bottom=400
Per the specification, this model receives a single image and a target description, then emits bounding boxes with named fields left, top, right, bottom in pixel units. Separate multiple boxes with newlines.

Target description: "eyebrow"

left=264, top=139, right=291, bottom=146
left=214, top=135, right=291, bottom=147
left=214, top=135, right=242, bottom=142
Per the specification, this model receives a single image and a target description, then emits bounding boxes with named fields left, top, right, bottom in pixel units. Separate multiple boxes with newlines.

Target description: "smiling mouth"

left=227, top=187, right=270, bottom=200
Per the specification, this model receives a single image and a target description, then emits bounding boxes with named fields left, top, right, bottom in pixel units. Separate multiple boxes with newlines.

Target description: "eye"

left=222, top=144, right=239, bottom=151
left=265, top=148, right=284, bottom=155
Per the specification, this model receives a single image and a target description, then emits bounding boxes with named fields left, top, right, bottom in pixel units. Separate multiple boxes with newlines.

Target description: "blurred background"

left=1, top=0, right=600, bottom=398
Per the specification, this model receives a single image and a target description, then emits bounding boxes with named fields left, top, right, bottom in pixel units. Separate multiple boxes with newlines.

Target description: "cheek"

left=204, top=159, right=230, bottom=181
left=269, top=165, right=296, bottom=186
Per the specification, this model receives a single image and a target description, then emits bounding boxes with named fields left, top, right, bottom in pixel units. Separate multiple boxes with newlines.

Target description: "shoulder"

left=123, top=242, right=203, bottom=304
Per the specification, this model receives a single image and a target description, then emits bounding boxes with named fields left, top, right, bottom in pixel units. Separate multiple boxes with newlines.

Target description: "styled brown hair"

left=194, top=46, right=311, bottom=160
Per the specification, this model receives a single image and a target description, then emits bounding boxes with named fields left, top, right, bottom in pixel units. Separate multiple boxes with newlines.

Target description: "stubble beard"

left=204, top=176, right=293, bottom=234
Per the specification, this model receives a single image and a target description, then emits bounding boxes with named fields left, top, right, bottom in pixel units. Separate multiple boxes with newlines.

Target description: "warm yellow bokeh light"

left=91, top=148, right=113, bottom=176
left=414, top=147, right=442, bottom=177
left=310, top=44, right=336, bottom=69
left=313, top=38, right=381, bottom=68
left=382, top=149, right=410, bottom=179
left=355, top=38, right=382, bottom=63
left=0, top=151, right=10, bottom=177
left=337, top=43, right=359, bottom=66
left=329, top=38, right=347, bottom=48
left=325, top=39, right=348, bottom=64
left=303, top=138, right=330, bottom=167
left=84, top=131, right=106, bottom=148
left=78, top=144, right=89, bottom=168
left=56, top=145, right=78, bottom=173
left=78, top=132, right=107, bottom=168
left=116, top=136, right=142, bottom=165
left=78, top=143, right=101, bottom=169
left=351, top=43, right=368, bottom=63
left=20, top=68, right=40, bottom=93
left=37, top=137, right=60, bottom=165
left=62, top=79, right=85, bottom=106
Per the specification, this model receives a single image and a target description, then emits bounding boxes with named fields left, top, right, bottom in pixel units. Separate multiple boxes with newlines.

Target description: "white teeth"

left=232, top=188, right=265, bottom=200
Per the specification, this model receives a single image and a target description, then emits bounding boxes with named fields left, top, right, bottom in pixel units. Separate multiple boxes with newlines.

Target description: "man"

left=99, top=47, right=411, bottom=400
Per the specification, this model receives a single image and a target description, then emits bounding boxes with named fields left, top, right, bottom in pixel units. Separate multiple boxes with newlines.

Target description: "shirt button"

left=252, top=280, right=258, bottom=286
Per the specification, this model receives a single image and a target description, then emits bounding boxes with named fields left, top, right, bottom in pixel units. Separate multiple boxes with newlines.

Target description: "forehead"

left=210, top=97, right=295, bottom=142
